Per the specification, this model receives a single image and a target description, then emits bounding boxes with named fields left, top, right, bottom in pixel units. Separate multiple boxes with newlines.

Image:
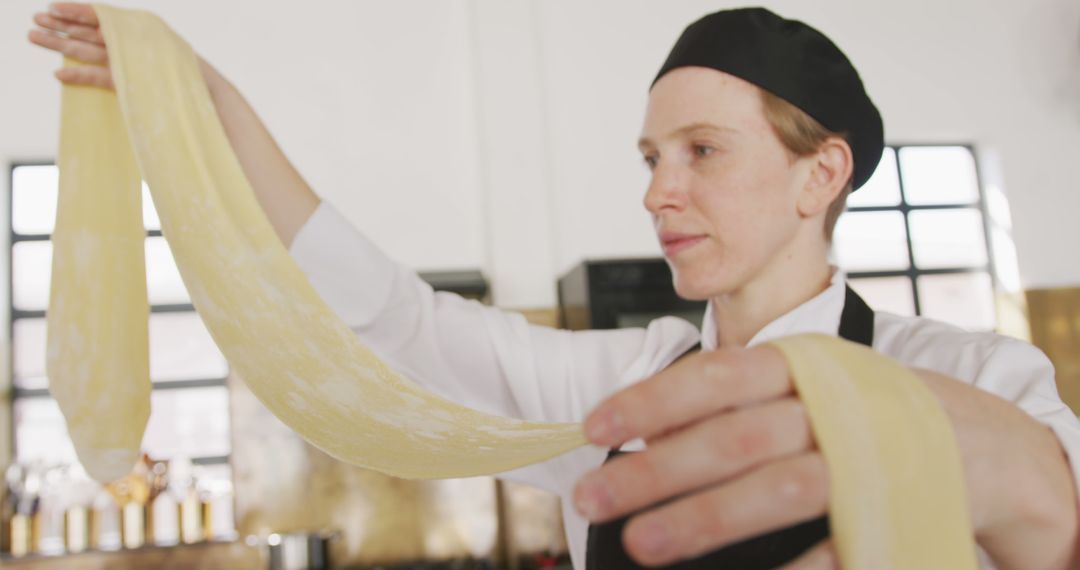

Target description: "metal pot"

left=251, top=530, right=338, bottom=570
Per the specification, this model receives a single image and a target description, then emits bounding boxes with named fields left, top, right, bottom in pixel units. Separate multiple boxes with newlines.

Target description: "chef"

left=29, top=4, right=1080, bottom=569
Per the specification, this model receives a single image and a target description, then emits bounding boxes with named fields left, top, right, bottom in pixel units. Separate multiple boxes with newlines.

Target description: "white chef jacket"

left=290, top=202, right=1080, bottom=569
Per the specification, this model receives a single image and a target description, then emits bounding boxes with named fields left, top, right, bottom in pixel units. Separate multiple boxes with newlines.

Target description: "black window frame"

left=845, top=143, right=998, bottom=326
left=6, top=160, right=231, bottom=469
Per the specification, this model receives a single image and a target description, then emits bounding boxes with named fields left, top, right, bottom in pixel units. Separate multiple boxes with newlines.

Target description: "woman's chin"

left=672, top=277, right=717, bottom=301
left=667, top=254, right=728, bottom=300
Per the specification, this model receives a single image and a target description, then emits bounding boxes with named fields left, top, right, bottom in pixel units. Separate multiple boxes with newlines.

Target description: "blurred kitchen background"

left=1, top=0, right=1078, bottom=568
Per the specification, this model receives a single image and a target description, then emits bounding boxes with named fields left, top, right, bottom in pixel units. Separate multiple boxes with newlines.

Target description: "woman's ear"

left=797, top=137, right=854, bottom=217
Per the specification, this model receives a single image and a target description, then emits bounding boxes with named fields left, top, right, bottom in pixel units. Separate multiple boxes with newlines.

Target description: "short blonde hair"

left=759, top=89, right=853, bottom=241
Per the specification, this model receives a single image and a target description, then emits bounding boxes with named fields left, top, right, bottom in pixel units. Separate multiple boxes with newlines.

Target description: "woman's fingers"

left=29, top=3, right=112, bottom=89
left=34, top=12, right=105, bottom=45
left=574, top=397, right=812, bottom=522
left=28, top=28, right=108, bottom=65
left=620, top=452, right=830, bottom=566
left=54, top=65, right=114, bottom=90
left=47, top=3, right=100, bottom=27
left=584, top=345, right=793, bottom=448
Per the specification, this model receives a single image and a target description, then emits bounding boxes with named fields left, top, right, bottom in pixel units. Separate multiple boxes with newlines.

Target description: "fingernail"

left=585, top=408, right=624, bottom=443
left=631, top=519, right=671, bottom=558
left=574, top=475, right=613, bottom=520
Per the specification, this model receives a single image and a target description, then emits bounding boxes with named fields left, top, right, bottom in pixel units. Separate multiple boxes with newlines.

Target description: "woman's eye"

left=643, top=155, right=658, bottom=169
left=693, top=144, right=715, bottom=158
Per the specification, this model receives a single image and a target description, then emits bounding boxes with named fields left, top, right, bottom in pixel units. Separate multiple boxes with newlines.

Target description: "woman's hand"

left=28, top=3, right=113, bottom=89
left=574, top=346, right=835, bottom=567
left=26, top=2, right=321, bottom=245
left=918, top=368, right=1079, bottom=569
left=573, top=345, right=1080, bottom=569
left=28, top=3, right=221, bottom=93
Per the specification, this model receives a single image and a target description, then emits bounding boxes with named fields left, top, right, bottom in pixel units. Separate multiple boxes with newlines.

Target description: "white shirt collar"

left=699, top=269, right=848, bottom=351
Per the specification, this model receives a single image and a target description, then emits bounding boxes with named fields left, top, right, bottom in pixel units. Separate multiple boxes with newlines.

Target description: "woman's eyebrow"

left=638, top=122, right=738, bottom=150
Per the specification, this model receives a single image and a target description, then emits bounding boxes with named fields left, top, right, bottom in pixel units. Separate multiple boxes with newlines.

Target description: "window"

left=7, top=162, right=235, bottom=543
left=834, top=145, right=1004, bottom=331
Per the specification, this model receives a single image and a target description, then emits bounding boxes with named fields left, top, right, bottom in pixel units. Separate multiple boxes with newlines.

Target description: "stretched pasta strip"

left=770, top=334, right=977, bottom=569
left=49, top=59, right=149, bottom=483
left=51, top=5, right=586, bottom=482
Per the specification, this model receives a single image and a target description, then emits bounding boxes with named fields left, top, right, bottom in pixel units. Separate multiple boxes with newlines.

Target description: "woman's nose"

left=643, top=160, right=688, bottom=214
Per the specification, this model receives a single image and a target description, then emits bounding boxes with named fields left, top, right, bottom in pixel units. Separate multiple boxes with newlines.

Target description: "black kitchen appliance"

left=557, top=258, right=705, bottom=330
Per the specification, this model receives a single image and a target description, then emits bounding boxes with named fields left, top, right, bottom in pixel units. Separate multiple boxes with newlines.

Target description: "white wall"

left=2, top=0, right=487, bottom=271
left=3, top=0, right=1079, bottom=313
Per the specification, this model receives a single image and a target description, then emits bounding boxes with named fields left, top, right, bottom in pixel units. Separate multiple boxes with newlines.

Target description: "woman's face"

left=639, top=67, right=815, bottom=300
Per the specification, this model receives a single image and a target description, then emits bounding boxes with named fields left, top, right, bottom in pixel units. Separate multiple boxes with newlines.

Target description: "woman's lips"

left=660, top=233, right=706, bottom=256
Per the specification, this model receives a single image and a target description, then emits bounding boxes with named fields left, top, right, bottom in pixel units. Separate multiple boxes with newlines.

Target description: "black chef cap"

left=653, top=7, right=884, bottom=190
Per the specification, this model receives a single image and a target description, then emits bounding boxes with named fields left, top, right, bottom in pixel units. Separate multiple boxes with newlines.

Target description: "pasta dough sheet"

left=51, top=5, right=586, bottom=481
left=769, top=334, right=977, bottom=569
left=48, top=65, right=150, bottom=483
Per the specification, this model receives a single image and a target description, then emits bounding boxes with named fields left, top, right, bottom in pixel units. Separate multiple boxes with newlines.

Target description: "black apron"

left=585, top=285, right=874, bottom=569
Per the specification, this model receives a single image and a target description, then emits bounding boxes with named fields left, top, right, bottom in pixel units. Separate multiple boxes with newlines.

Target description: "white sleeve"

left=288, top=202, right=699, bottom=490
left=972, top=339, right=1080, bottom=500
